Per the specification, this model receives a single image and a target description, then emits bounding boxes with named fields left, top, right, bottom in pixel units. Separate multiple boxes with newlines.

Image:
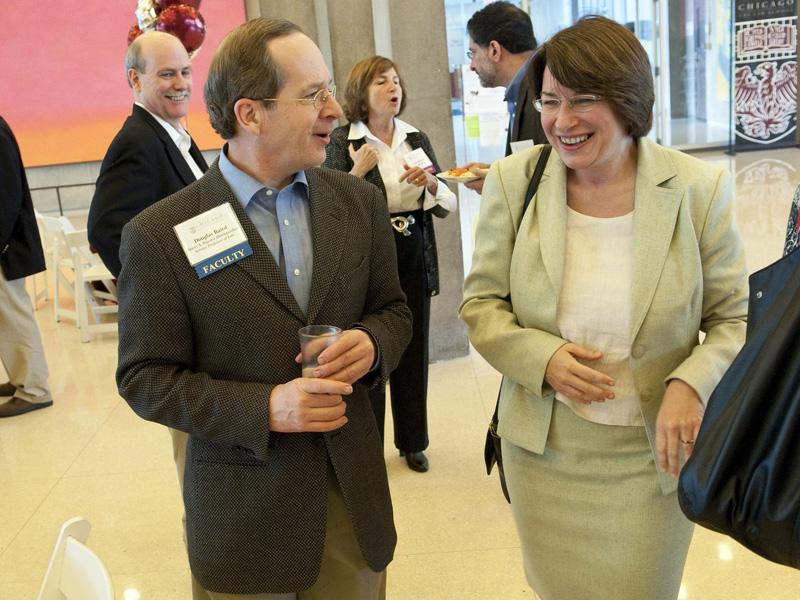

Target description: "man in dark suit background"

left=0, top=116, right=52, bottom=418
left=88, top=30, right=208, bottom=277
left=116, top=17, right=412, bottom=599
left=460, top=1, right=546, bottom=193
left=88, top=31, right=208, bottom=595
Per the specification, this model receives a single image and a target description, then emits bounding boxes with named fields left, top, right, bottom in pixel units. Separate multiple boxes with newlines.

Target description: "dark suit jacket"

left=88, top=104, right=208, bottom=276
left=116, top=162, right=412, bottom=594
left=324, top=124, right=443, bottom=296
left=0, top=116, right=45, bottom=280
left=506, top=66, right=546, bottom=157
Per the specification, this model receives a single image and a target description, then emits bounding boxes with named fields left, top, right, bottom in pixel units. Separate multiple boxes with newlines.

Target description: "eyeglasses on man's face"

left=260, top=85, right=336, bottom=110
left=534, top=94, right=602, bottom=114
left=466, top=45, right=485, bottom=60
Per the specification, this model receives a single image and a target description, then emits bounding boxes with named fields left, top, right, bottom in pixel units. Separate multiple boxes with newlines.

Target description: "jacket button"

left=632, top=345, right=645, bottom=359
left=430, top=290, right=438, bottom=296
left=425, top=244, right=433, bottom=251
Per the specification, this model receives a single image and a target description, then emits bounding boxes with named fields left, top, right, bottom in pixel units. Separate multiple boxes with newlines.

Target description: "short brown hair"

left=529, top=15, right=654, bottom=138
left=343, top=56, right=407, bottom=123
left=204, top=18, right=301, bottom=139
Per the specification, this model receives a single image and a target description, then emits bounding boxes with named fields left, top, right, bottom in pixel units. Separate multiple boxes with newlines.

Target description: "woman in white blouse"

left=460, top=17, right=748, bottom=599
left=324, top=55, right=455, bottom=473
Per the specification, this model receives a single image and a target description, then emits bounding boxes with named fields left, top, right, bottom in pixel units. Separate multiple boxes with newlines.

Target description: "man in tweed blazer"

left=116, top=18, right=412, bottom=599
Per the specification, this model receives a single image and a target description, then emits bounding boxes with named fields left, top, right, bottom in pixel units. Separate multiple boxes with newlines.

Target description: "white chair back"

left=35, top=215, right=117, bottom=341
left=37, top=517, right=114, bottom=600
left=57, top=215, right=76, bottom=233
left=30, top=210, right=52, bottom=308
left=36, top=213, right=74, bottom=322
left=61, top=228, right=118, bottom=342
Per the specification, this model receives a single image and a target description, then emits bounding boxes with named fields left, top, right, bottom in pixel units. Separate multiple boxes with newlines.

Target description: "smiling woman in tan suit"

left=459, top=16, right=748, bottom=600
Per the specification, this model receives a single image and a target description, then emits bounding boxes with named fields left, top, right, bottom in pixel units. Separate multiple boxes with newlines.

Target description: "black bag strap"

left=491, top=144, right=551, bottom=427
left=523, top=145, right=551, bottom=214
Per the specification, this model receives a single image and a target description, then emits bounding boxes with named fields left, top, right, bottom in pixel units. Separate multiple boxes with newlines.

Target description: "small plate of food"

left=437, top=167, right=482, bottom=183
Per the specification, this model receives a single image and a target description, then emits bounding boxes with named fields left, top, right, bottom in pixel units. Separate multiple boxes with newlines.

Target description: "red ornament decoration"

left=155, top=0, right=201, bottom=11
left=155, top=4, right=206, bottom=54
left=127, top=23, right=144, bottom=45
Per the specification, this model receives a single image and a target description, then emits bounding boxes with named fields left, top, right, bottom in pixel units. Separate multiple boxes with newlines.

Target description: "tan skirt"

left=502, top=401, right=693, bottom=600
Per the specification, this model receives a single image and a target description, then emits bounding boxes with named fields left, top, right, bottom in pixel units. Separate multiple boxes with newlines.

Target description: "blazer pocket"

left=191, top=442, right=267, bottom=467
left=336, top=255, right=368, bottom=280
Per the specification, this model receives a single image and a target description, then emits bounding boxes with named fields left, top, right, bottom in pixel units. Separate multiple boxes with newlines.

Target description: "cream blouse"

left=555, top=206, right=644, bottom=426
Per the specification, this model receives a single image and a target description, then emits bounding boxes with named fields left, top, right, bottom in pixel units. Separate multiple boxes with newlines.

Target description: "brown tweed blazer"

left=116, top=162, right=412, bottom=594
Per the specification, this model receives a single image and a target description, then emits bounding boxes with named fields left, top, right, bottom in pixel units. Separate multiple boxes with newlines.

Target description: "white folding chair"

left=36, top=213, right=76, bottom=324
left=62, top=227, right=118, bottom=343
left=37, top=517, right=114, bottom=600
left=30, top=210, right=51, bottom=309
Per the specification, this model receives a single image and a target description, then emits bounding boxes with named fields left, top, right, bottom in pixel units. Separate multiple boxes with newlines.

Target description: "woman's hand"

left=655, top=379, right=704, bottom=478
left=348, top=143, right=379, bottom=178
left=400, top=164, right=438, bottom=195
left=544, top=343, right=615, bottom=404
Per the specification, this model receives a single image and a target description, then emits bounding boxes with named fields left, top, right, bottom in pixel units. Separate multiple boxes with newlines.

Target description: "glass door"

left=658, top=0, right=733, bottom=148
left=530, top=0, right=733, bottom=150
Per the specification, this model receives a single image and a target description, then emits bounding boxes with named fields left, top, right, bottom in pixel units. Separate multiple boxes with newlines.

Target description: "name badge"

left=404, top=147, right=435, bottom=173
left=510, top=139, right=534, bottom=154
left=174, top=203, right=252, bottom=279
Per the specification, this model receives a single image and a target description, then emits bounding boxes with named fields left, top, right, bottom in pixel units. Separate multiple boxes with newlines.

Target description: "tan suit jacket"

left=460, top=138, right=748, bottom=493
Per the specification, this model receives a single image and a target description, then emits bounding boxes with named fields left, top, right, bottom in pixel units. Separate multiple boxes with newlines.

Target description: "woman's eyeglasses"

left=533, top=94, right=601, bottom=114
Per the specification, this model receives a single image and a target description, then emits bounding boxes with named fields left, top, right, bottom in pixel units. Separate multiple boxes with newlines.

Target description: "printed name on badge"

left=174, top=203, right=253, bottom=279
left=404, top=147, right=435, bottom=172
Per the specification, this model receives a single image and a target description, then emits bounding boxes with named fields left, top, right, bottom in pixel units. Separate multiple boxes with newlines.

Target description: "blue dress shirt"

left=218, top=147, right=313, bottom=315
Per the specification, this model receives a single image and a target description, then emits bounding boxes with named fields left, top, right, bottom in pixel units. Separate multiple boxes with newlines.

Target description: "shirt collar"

left=135, top=101, right=191, bottom=150
left=347, top=118, right=419, bottom=149
left=503, top=57, right=531, bottom=103
left=218, top=145, right=308, bottom=210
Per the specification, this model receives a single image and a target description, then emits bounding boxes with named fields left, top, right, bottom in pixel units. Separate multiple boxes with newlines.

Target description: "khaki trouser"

left=0, top=270, right=50, bottom=402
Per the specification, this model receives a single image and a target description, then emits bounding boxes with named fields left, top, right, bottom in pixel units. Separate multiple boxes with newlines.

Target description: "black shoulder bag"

left=677, top=244, right=800, bottom=568
left=484, top=144, right=551, bottom=504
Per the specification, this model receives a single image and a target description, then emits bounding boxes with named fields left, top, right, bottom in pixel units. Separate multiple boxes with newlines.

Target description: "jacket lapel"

left=535, top=154, right=567, bottom=296
left=189, top=139, right=209, bottom=172
left=350, top=136, right=386, bottom=195
left=199, top=164, right=306, bottom=322
left=163, top=133, right=198, bottom=186
left=305, top=170, right=348, bottom=324
left=630, top=138, right=683, bottom=340
left=406, top=132, right=423, bottom=151
left=134, top=105, right=201, bottom=186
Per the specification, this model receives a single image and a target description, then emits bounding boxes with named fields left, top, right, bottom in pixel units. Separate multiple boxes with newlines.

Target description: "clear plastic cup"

left=298, top=325, right=342, bottom=378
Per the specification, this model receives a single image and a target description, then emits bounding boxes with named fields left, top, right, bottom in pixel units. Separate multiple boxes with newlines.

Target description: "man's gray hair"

left=204, top=18, right=302, bottom=139
left=124, top=36, right=147, bottom=88
left=124, top=31, right=183, bottom=88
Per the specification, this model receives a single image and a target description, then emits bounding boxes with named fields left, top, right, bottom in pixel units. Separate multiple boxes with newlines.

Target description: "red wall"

left=0, top=1, right=247, bottom=167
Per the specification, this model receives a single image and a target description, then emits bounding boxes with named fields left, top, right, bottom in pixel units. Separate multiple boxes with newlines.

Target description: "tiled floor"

left=3, top=146, right=800, bottom=599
